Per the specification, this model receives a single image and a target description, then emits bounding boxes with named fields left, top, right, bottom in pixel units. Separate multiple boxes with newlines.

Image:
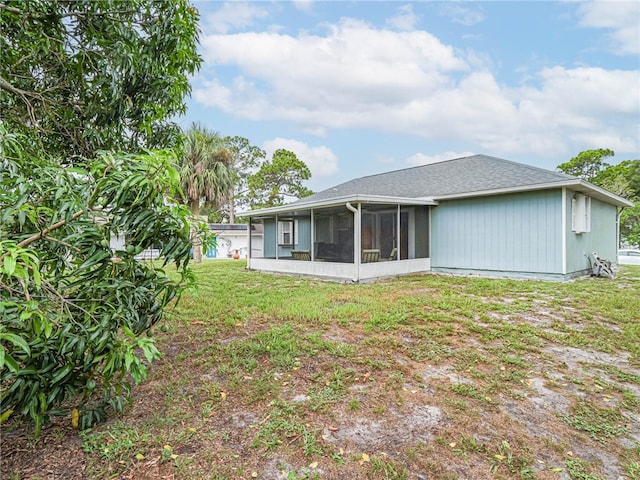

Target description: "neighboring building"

left=110, top=234, right=160, bottom=260
left=239, top=155, right=633, bottom=282
left=207, top=223, right=263, bottom=259
left=110, top=223, right=264, bottom=261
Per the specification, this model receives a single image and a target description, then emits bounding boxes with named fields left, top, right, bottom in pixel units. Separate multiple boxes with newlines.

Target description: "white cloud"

left=577, top=1, right=640, bottom=55
left=406, top=151, right=476, bottom=166
left=293, top=0, right=314, bottom=12
left=386, top=4, right=419, bottom=31
left=203, top=2, right=269, bottom=34
left=193, top=16, right=639, bottom=161
left=196, top=18, right=468, bottom=120
left=263, top=138, right=339, bottom=177
left=438, top=4, right=485, bottom=26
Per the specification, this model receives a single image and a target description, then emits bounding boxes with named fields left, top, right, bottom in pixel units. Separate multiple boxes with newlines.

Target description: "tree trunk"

left=229, top=192, right=235, bottom=224
left=188, top=199, right=202, bottom=263
left=191, top=229, right=202, bottom=263
left=188, top=199, right=200, bottom=216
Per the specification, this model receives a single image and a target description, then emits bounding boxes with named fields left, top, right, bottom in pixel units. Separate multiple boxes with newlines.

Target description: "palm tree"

left=176, top=124, right=234, bottom=262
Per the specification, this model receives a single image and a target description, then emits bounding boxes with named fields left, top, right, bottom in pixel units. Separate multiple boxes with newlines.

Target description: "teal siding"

left=565, top=194, right=617, bottom=274
left=296, top=217, right=312, bottom=251
left=264, top=217, right=313, bottom=257
left=263, top=220, right=276, bottom=257
left=431, top=190, right=563, bottom=274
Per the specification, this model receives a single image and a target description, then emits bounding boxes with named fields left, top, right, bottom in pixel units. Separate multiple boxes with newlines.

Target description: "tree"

left=0, top=0, right=201, bottom=434
left=605, top=161, right=640, bottom=248
left=620, top=204, right=640, bottom=248
left=594, top=160, right=640, bottom=198
left=176, top=124, right=234, bottom=262
left=247, top=149, right=314, bottom=209
left=557, top=149, right=615, bottom=182
left=178, top=124, right=234, bottom=216
left=223, top=136, right=266, bottom=223
left=0, top=0, right=200, bottom=158
left=1, top=130, right=194, bottom=433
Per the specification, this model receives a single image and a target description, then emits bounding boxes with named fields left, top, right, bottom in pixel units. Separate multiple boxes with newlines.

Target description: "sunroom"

left=242, top=195, right=436, bottom=283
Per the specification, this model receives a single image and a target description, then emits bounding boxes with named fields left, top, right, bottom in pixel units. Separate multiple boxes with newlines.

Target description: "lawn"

left=3, top=261, right=640, bottom=480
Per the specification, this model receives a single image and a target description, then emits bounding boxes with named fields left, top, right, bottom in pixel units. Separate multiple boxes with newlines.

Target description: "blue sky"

left=182, top=1, right=640, bottom=192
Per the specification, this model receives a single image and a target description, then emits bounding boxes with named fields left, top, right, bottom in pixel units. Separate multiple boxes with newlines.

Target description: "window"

left=278, top=220, right=297, bottom=246
left=571, top=194, right=591, bottom=234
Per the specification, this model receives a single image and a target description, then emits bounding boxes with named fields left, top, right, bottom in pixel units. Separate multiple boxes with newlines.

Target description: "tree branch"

left=0, top=210, right=85, bottom=263
left=0, top=76, right=41, bottom=124
left=0, top=76, right=41, bottom=99
left=0, top=4, right=22, bottom=15
left=19, top=210, right=86, bottom=248
left=43, top=235, right=81, bottom=253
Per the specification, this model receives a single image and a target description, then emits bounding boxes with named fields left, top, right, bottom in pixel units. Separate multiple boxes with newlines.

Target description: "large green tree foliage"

left=557, top=149, right=615, bottom=182
left=558, top=150, right=640, bottom=248
left=605, top=161, right=640, bottom=248
left=0, top=0, right=201, bottom=434
left=176, top=124, right=233, bottom=262
left=620, top=204, right=640, bottom=248
left=223, top=136, right=266, bottom=223
left=178, top=124, right=234, bottom=217
left=247, top=149, right=314, bottom=209
left=1, top=130, right=194, bottom=433
left=0, top=0, right=200, bottom=158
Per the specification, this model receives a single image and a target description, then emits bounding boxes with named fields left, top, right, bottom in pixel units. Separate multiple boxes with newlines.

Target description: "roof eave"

left=432, top=180, right=634, bottom=207
left=573, top=180, right=634, bottom=207
left=237, top=194, right=438, bottom=217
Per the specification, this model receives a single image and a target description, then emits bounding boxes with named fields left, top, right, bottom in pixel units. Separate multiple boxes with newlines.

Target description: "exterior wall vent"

left=571, top=194, right=591, bottom=234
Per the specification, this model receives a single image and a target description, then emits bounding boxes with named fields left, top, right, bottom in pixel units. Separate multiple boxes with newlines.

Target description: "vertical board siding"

left=297, top=217, right=312, bottom=250
left=565, top=195, right=617, bottom=274
left=431, top=190, right=563, bottom=274
left=263, top=219, right=276, bottom=258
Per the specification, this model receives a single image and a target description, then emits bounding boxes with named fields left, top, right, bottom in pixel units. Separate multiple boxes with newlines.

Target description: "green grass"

left=560, top=400, right=629, bottom=444
left=564, top=458, right=606, bottom=480
left=369, top=455, right=409, bottom=479
left=16, top=260, right=638, bottom=479
left=79, top=421, right=152, bottom=477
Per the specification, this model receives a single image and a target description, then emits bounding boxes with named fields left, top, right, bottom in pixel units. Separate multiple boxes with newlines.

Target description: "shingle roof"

left=240, top=154, right=633, bottom=217
left=296, top=154, right=576, bottom=205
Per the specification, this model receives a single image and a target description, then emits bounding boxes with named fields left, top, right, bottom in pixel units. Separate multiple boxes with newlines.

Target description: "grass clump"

left=251, top=400, right=323, bottom=457
left=564, top=458, right=605, bottom=480
left=560, top=401, right=628, bottom=444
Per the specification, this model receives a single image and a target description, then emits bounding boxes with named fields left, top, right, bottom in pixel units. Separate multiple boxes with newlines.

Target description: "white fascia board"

left=572, top=180, right=634, bottom=207
left=237, top=195, right=438, bottom=217
left=432, top=180, right=633, bottom=207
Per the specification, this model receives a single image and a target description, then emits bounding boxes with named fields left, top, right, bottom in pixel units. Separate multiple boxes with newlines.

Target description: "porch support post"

left=275, top=214, right=279, bottom=260
left=397, top=204, right=401, bottom=261
left=346, top=202, right=360, bottom=281
left=561, top=187, right=567, bottom=275
left=292, top=216, right=296, bottom=249
left=310, top=208, right=315, bottom=261
left=247, top=217, right=252, bottom=265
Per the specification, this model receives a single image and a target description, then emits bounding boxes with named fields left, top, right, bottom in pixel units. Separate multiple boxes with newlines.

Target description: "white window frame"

left=571, top=194, right=591, bottom=234
left=278, top=220, right=298, bottom=246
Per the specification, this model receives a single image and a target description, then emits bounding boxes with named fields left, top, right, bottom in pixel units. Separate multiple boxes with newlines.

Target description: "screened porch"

left=245, top=199, right=434, bottom=282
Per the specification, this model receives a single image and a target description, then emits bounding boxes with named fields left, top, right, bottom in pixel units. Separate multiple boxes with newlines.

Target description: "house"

left=239, top=155, right=633, bottom=282
left=206, top=223, right=263, bottom=259
left=110, top=222, right=264, bottom=261
left=110, top=234, right=160, bottom=260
